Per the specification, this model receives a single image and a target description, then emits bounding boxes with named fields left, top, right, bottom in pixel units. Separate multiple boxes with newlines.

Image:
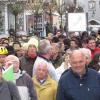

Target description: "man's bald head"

left=69, top=49, right=85, bottom=59
left=36, top=62, right=48, bottom=80
left=69, top=50, right=86, bottom=76
left=5, top=55, right=20, bottom=73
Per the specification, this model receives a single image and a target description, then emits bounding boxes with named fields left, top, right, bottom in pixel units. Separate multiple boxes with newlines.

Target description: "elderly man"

left=32, top=62, right=57, bottom=100
left=0, top=63, right=21, bottom=100
left=56, top=49, right=100, bottom=100
left=4, top=55, right=37, bottom=100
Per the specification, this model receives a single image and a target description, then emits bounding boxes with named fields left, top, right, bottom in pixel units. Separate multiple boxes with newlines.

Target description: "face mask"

left=28, top=53, right=37, bottom=59
left=27, top=47, right=37, bottom=58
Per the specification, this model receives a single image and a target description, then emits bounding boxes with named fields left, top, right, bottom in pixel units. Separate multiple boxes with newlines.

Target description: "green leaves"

left=8, top=3, right=23, bottom=16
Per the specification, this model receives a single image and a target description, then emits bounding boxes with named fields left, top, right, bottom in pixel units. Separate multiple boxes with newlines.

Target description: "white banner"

left=68, top=13, right=87, bottom=32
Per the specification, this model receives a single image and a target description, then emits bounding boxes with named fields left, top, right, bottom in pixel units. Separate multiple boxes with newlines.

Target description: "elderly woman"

left=19, top=37, right=38, bottom=77
left=19, top=43, right=38, bottom=77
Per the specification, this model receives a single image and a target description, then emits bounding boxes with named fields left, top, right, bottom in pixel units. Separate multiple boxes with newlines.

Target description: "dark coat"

left=56, top=68, right=100, bottom=100
left=0, top=80, right=21, bottom=100
left=19, top=56, right=36, bottom=77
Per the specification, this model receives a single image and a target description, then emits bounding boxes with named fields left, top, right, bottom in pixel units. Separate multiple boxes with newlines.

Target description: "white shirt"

left=56, top=62, right=71, bottom=81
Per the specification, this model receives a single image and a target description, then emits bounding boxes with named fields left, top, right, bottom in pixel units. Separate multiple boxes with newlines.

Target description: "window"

left=88, top=0, right=96, bottom=10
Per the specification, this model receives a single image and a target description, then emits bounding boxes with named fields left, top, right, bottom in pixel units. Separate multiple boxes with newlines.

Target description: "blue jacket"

left=56, top=68, right=100, bottom=100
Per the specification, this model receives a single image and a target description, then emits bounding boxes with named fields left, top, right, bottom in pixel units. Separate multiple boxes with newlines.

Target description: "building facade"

left=84, top=0, right=100, bottom=24
left=83, top=0, right=100, bottom=31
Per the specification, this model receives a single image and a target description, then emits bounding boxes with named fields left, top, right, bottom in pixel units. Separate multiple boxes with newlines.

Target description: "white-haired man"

left=32, top=62, right=57, bottom=100
left=5, top=55, right=37, bottom=100
left=56, top=49, right=100, bottom=100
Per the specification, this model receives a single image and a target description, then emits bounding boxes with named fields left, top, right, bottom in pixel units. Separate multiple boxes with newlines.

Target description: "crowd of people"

left=0, top=29, right=100, bottom=100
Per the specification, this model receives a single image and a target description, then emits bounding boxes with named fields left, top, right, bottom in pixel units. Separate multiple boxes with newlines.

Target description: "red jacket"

left=91, top=47, right=100, bottom=59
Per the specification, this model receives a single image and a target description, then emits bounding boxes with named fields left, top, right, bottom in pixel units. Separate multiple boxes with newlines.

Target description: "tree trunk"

left=49, top=9, right=52, bottom=26
left=15, top=15, right=17, bottom=33
left=60, top=14, right=63, bottom=32
left=15, top=15, right=17, bottom=41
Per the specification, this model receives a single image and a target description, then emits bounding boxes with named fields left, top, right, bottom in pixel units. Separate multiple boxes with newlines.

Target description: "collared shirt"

left=38, top=79, right=46, bottom=85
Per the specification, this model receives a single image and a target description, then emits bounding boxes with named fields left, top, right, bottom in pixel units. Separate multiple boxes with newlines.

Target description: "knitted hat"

left=27, top=37, right=39, bottom=50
